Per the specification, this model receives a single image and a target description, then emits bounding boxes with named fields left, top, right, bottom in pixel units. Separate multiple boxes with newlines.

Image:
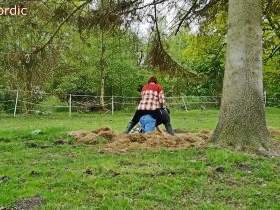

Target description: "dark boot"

left=164, top=123, right=174, bottom=135
left=124, top=121, right=135, bottom=134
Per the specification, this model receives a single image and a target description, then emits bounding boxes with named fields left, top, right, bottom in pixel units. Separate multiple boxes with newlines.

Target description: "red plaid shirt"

left=137, top=82, right=165, bottom=110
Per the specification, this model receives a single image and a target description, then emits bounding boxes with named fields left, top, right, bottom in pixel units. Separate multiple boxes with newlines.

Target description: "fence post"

left=13, top=90, right=19, bottom=117
left=69, top=94, right=72, bottom=117
left=111, top=95, right=114, bottom=115
left=181, top=96, right=188, bottom=111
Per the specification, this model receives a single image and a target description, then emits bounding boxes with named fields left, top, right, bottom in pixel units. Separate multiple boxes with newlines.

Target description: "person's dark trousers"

left=158, top=108, right=174, bottom=135
left=164, top=122, right=174, bottom=135
left=124, top=121, right=136, bottom=134
left=125, top=109, right=161, bottom=133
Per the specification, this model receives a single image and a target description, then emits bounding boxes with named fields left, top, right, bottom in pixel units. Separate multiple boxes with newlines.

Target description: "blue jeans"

left=139, top=114, right=156, bottom=133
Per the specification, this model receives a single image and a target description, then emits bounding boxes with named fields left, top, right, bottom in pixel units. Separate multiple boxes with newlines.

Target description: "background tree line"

left=0, top=0, right=278, bottom=104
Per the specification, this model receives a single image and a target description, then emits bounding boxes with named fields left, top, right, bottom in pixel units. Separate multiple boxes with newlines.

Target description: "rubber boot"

left=164, top=123, right=174, bottom=135
left=124, top=121, right=135, bottom=134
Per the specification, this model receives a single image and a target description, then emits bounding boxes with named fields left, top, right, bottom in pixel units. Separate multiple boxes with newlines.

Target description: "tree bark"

left=212, top=0, right=270, bottom=151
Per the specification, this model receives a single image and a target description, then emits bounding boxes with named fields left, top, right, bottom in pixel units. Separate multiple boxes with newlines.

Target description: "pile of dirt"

left=104, top=130, right=211, bottom=153
left=69, top=128, right=211, bottom=152
left=69, top=127, right=280, bottom=153
left=69, top=127, right=116, bottom=144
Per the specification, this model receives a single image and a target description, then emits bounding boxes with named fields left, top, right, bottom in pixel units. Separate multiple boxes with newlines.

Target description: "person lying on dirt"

left=129, top=108, right=174, bottom=134
left=139, top=110, right=173, bottom=134
left=139, top=114, right=157, bottom=133
left=125, top=76, right=174, bottom=135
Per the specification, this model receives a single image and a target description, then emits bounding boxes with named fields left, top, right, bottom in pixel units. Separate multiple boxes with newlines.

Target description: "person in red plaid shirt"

left=125, top=76, right=174, bottom=135
left=137, top=77, right=165, bottom=110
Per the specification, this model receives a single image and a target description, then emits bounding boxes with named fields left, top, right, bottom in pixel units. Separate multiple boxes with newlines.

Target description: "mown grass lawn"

left=0, top=108, right=280, bottom=209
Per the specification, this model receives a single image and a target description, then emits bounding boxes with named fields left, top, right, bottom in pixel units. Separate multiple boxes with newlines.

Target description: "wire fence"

left=0, top=89, right=279, bottom=117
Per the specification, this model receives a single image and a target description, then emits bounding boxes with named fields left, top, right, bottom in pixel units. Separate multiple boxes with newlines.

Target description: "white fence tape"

left=0, top=89, right=278, bottom=117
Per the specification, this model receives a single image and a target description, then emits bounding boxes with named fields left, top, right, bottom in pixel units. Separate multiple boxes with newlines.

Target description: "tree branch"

left=175, top=0, right=199, bottom=35
left=153, top=0, right=163, bottom=49
left=175, top=0, right=222, bottom=35
left=120, top=0, right=169, bottom=15
left=264, top=45, right=280, bottom=64
left=32, top=0, right=91, bottom=55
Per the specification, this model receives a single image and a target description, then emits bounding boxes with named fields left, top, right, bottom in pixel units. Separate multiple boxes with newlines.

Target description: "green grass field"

left=0, top=108, right=280, bottom=209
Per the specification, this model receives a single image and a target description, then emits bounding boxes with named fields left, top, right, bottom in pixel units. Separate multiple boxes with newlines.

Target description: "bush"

left=0, top=90, right=16, bottom=113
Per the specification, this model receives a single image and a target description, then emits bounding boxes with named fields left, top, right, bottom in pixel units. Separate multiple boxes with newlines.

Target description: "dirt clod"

left=84, top=168, right=93, bottom=175
left=108, top=170, right=120, bottom=177
left=0, top=176, right=10, bottom=184
left=215, top=166, right=225, bottom=173
left=236, top=163, right=252, bottom=172
left=25, top=142, right=51, bottom=149
left=53, top=139, right=66, bottom=145
left=25, top=142, right=38, bottom=148
left=30, top=171, right=40, bottom=177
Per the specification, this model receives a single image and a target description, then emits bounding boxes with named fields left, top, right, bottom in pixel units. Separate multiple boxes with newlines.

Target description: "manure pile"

left=69, top=127, right=211, bottom=153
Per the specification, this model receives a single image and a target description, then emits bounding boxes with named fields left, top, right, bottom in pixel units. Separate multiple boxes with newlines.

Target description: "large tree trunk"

left=212, top=0, right=270, bottom=151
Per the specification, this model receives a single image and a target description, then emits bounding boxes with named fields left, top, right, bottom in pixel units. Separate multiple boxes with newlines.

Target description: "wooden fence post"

left=13, top=90, right=19, bottom=117
left=181, top=96, right=188, bottom=111
left=111, top=96, right=114, bottom=115
left=69, top=94, right=72, bottom=117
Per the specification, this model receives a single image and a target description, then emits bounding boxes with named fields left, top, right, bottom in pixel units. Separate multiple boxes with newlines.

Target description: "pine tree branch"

left=120, top=0, right=169, bottom=15
left=32, top=0, right=91, bottom=55
left=175, top=0, right=199, bottom=35
left=175, top=0, right=222, bottom=35
left=153, top=0, right=163, bottom=49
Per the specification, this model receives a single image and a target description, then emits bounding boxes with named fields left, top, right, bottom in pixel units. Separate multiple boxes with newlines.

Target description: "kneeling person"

left=125, top=76, right=174, bottom=135
left=125, top=76, right=165, bottom=133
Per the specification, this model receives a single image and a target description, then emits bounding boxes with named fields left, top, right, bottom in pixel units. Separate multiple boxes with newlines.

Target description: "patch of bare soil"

left=8, top=196, right=43, bottom=210
left=269, top=128, right=280, bottom=139
left=69, top=128, right=211, bottom=153
left=268, top=128, right=280, bottom=155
